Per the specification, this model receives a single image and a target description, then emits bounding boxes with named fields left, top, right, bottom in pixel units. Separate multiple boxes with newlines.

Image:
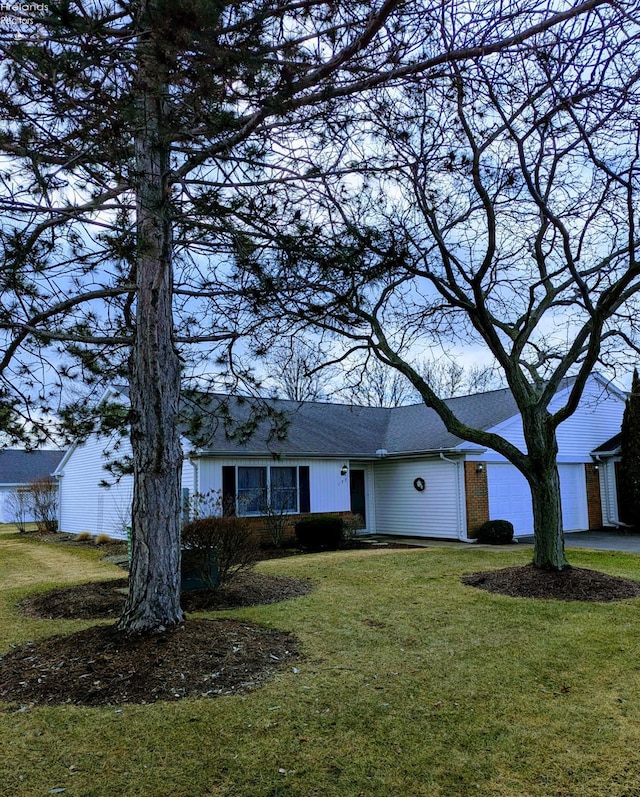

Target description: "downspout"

left=439, top=452, right=469, bottom=542
left=188, top=455, right=199, bottom=520
left=54, top=473, right=63, bottom=532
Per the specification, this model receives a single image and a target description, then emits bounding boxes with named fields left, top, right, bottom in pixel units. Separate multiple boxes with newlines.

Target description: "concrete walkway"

left=374, top=531, right=640, bottom=554
left=518, top=530, right=640, bottom=553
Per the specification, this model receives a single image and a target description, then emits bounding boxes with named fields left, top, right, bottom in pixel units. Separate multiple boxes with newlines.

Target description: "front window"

left=271, top=466, right=297, bottom=511
left=237, top=466, right=267, bottom=514
left=235, top=465, right=299, bottom=515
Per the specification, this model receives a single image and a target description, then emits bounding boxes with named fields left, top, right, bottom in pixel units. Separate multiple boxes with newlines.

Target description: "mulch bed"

left=20, top=530, right=129, bottom=555
left=462, top=564, right=640, bottom=601
left=18, top=572, right=313, bottom=620
left=0, top=619, right=298, bottom=707
left=4, top=569, right=312, bottom=708
left=3, top=530, right=406, bottom=708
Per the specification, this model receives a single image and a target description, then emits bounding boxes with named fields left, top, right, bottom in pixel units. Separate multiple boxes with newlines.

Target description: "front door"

left=349, top=469, right=366, bottom=527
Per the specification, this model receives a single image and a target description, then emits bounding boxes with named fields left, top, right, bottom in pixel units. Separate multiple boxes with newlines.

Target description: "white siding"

left=467, top=378, right=625, bottom=464
left=196, top=457, right=351, bottom=514
left=0, top=486, right=10, bottom=522
left=58, top=435, right=194, bottom=540
left=600, top=459, right=620, bottom=525
left=58, top=435, right=130, bottom=538
left=373, top=458, right=463, bottom=539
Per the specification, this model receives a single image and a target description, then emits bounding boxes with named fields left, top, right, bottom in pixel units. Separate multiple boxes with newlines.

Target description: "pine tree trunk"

left=117, top=3, right=184, bottom=634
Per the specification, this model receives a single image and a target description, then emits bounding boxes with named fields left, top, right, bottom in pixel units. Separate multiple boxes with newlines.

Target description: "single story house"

left=0, top=449, right=66, bottom=523
left=54, top=373, right=627, bottom=541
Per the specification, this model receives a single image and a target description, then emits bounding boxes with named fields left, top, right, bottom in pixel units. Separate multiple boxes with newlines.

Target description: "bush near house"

left=341, top=512, right=365, bottom=547
left=181, top=515, right=259, bottom=589
left=294, top=515, right=344, bottom=551
left=30, top=476, right=58, bottom=533
left=476, top=519, right=515, bottom=545
left=4, top=487, right=32, bottom=533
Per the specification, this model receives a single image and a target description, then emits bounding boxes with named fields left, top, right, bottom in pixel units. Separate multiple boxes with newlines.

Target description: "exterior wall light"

left=476, top=463, right=484, bottom=474
left=340, top=464, right=349, bottom=476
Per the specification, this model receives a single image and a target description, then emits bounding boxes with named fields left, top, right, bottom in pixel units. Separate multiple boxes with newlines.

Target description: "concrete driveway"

left=518, top=530, right=640, bottom=553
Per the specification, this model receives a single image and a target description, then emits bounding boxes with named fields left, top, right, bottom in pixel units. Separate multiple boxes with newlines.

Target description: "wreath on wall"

left=413, top=477, right=426, bottom=492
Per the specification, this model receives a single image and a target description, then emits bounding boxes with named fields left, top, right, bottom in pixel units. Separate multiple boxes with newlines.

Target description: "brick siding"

left=464, top=461, right=489, bottom=539
left=242, top=511, right=351, bottom=546
left=585, top=463, right=603, bottom=530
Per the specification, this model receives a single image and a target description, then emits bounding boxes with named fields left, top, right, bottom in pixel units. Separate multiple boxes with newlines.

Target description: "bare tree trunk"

left=530, top=462, right=568, bottom=570
left=117, top=3, right=183, bottom=634
left=525, top=414, right=569, bottom=571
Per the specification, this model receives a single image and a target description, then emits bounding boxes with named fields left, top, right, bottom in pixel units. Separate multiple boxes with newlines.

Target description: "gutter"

left=190, top=450, right=380, bottom=461
left=189, top=447, right=483, bottom=461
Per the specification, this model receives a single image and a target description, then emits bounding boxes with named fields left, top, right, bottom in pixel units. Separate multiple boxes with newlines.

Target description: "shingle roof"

left=179, top=393, right=390, bottom=456
left=180, top=386, right=521, bottom=457
left=0, top=449, right=66, bottom=485
left=591, top=433, right=622, bottom=455
left=384, top=388, right=519, bottom=452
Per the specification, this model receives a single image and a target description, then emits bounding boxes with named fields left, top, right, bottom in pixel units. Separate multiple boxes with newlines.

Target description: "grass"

left=3, top=526, right=640, bottom=796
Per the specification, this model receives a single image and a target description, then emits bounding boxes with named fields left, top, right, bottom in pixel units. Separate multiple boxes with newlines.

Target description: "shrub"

left=295, top=515, right=344, bottom=551
left=262, top=502, right=290, bottom=549
left=341, top=513, right=365, bottom=548
left=476, top=519, right=515, bottom=545
left=181, top=515, right=259, bottom=589
left=4, top=487, right=32, bottom=533
left=30, top=476, right=58, bottom=533
left=77, top=531, right=94, bottom=541
left=95, top=533, right=112, bottom=545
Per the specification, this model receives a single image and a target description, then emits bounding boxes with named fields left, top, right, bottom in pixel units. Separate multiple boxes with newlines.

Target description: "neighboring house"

left=0, top=449, right=66, bottom=523
left=54, top=374, right=627, bottom=541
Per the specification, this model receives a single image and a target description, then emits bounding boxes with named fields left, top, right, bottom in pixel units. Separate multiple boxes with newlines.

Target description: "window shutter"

left=222, top=466, right=236, bottom=516
left=299, top=466, right=310, bottom=513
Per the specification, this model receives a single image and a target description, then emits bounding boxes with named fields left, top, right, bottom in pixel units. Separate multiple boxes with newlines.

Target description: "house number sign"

left=413, top=477, right=426, bottom=492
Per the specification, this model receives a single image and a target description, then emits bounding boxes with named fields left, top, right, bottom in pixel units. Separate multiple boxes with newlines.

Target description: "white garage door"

left=487, top=463, right=588, bottom=536
left=487, top=465, right=533, bottom=536
left=557, top=464, right=589, bottom=531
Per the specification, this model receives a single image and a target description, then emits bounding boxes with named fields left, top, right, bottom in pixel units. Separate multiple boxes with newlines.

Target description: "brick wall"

left=464, top=462, right=489, bottom=539
left=242, top=511, right=351, bottom=547
left=585, top=463, right=603, bottom=530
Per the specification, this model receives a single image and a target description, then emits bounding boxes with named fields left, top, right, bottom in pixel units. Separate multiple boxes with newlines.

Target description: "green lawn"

left=2, top=526, right=640, bottom=796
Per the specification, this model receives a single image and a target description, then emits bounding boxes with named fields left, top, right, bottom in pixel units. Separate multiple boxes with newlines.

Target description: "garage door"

left=487, top=465, right=533, bottom=536
left=557, top=464, right=589, bottom=531
left=487, top=463, right=588, bottom=536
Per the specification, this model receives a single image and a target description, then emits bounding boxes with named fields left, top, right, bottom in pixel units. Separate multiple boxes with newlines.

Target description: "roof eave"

left=379, top=447, right=485, bottom=460
left=191, top=447, right=485, bottom=461
left=591, top=448, right=621, bottom=458
left=190, top=450, right=378, bottom=460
